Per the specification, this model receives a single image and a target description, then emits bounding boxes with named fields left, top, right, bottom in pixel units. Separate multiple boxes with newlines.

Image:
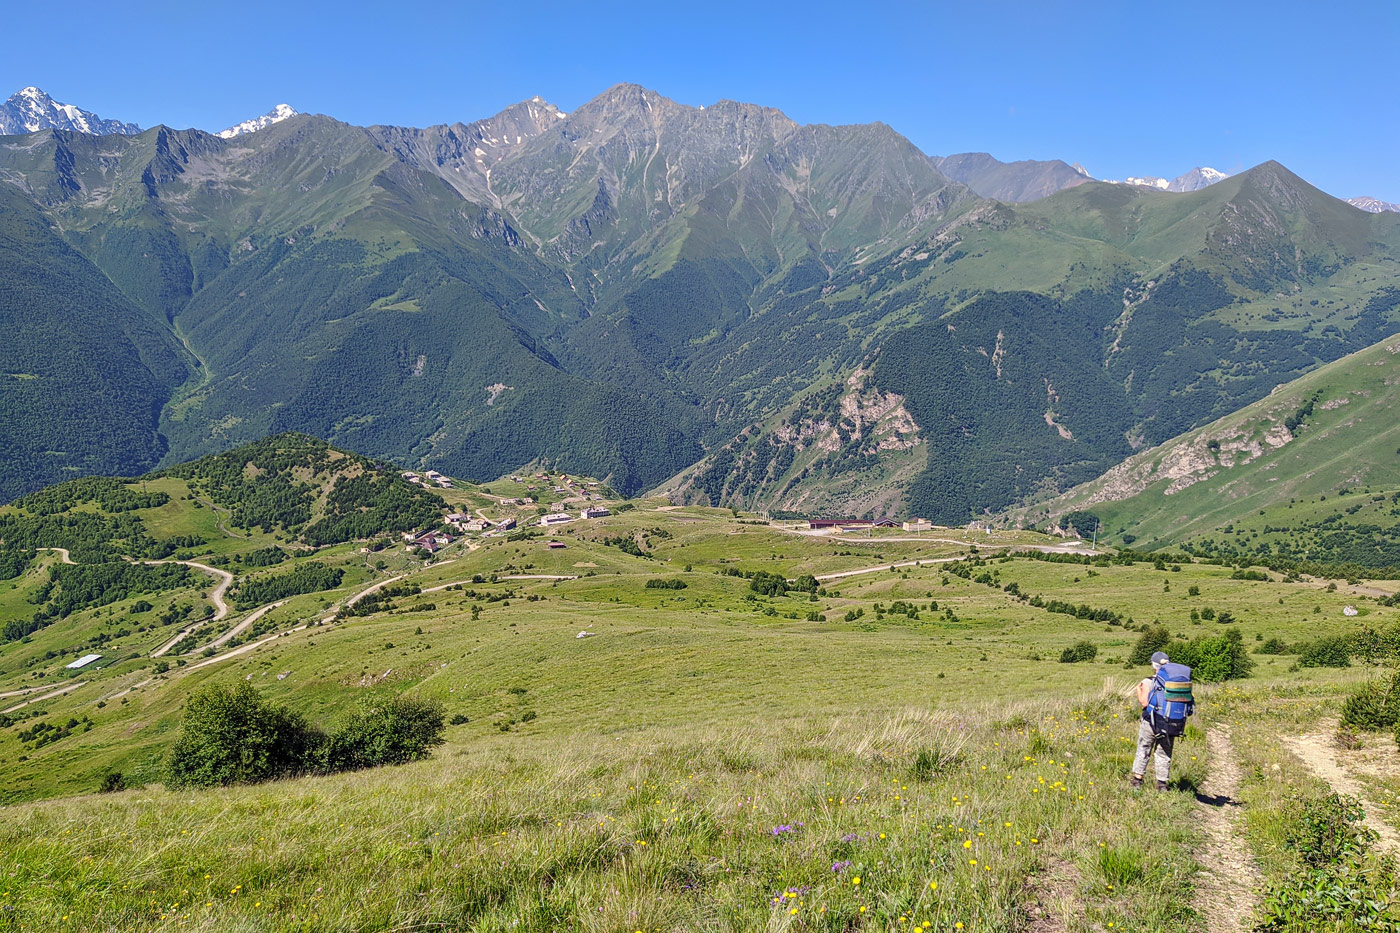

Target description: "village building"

left=65, top=654, right=103, bottom=670
left=902, top=519, right=933, bottom=532
left=495, top=517, right=517, bottom=531
left=581, top=506, right=611, bottom=519
left=539, top=512, right=573, bottom=527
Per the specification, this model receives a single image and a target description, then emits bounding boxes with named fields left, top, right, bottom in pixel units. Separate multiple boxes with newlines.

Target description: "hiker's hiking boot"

left=1156, top=780, right=1168, bottom=792
left=1130, top=774, right=1144, bottom=790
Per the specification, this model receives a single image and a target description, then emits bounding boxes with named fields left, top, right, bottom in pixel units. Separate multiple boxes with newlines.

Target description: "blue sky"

left=6, top=0, right=1397, bottom=199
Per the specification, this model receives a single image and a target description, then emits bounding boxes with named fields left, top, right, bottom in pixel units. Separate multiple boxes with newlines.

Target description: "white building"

left=581, top=506, right=611, bottom=519
left=539, top=512, right=573, bottom=527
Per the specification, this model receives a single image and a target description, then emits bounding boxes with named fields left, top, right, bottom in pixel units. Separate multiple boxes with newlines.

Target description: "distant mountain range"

left=0, top=87, right=141, bottom=135
left=1348, top=196, right=1400, bottom=214
left=1, top=82, right=1398, bottom=523
left=1105, top=166, right=1231, bottom=192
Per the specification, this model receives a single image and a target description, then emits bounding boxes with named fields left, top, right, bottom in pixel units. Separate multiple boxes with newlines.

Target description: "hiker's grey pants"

left=1132, top=719, right=1173, bottom=780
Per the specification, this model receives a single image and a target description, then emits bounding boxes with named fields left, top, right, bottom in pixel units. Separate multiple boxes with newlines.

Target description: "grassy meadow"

left=3, top=489, right=1399, bottom=930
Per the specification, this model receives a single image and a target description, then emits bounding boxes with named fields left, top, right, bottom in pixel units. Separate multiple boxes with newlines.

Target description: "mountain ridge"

left=1, top=83, right=1398, bottom=518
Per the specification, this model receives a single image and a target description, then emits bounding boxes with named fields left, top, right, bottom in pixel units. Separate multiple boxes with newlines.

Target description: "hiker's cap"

left=1150, top=651, right=1169, bottom=668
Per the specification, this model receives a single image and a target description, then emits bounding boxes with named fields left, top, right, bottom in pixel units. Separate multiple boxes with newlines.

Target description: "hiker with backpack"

left=1131, top=651, right=1195, bottom=790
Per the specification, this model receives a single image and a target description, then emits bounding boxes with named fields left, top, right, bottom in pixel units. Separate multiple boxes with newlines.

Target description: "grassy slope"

left=4, top=473, right=1400, bottom=928
left=1012, top=334, right=1400, bottom=548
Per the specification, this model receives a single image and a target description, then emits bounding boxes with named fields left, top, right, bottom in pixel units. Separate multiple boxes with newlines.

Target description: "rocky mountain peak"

left=1348, top=196, right=1400, bottom=214
left=0, top=86, right=142, bottom=136
left=218, top=104, right=299, bottom=138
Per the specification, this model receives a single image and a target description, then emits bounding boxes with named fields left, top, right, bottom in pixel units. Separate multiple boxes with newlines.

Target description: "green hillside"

left=0, top=185, right=191, bottom=497
left=1011, top=334, right=1400, bottom=562
left=3, top=87, right=1400, bottom=519
left=6, top=440, right=1400, bottom=929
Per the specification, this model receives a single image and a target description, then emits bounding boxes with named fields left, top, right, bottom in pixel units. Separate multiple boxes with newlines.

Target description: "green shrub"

left=1342, top=674, right=1400, bottom=731
left=1299, top=635, right=1353, bottom=668
left=1127, top=625, right=1172, bottom=666
left=1169, top=628, right=1254, bottom=682
left=1255, top=637, right=1290, bottom=655
left=1059, top=641, right=1098, bottom=663
left=166, top=683, right=323, bottom=788
left=319, top=695, right=446, bottom=773
left=98, top=771, right=126, bottom=793
left=644, top=578, right=687, bottom=590
left=1286, top=793, right=1374, bottom=868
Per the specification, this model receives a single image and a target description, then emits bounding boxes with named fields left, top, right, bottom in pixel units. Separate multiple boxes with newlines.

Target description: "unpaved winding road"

left=37, top=547, right=75, bottom=564
left=1284, top=729, right=1400, bottom=856
left=1, top=681, right=87, bottom=715
left=144, top=560, right=234, bottom=658
left=206, top=599, right=287, bottom=650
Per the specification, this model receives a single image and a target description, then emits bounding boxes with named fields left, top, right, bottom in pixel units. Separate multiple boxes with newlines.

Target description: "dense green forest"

left=873, top=291, right=1130, bottom=521
left=0, top=186, right=189, bottom=501
left=163, top=434, right=442, bottom=543
left=230, top=563, right=345, bottom=610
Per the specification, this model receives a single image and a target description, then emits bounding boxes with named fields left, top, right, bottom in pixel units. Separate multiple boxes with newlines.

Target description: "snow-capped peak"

left=1348, top=196, right=1400, bottom=214
left=217, top=104, right=298, bottom=139
left=0, top=86, right=142, bottom=136
left=1104, top=166, right=1230, bottom=193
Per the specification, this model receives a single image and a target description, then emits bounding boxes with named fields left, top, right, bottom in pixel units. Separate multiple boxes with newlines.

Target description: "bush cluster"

left=165, top=683, right=445, bottom=789
left=1058, top=641, right=1098, bottom=664
left=1125, top=626, right=1253, bottom=681
left=1256, top=793, right=1396, bottom=931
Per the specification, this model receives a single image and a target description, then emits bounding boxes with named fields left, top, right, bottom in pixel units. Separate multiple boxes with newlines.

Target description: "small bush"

left=1059, top=641, right=1098, bottom=663
left=1342, top=674, right=1400, bottom=731
left=1127, top=625, right=1172, bottom=666
left=319, top=695, right=446, bottom=773
left=1169, top=628, right=1253, bottom=682
left=1255, top=637, right=1290, bottom=655
left=1285, top=793, right=1374, bottom=868
left=98, top=771, right=126, bottom=793
left=1299, top=635, right=1353, bottom=668
left=448, top=713, right=469, bottom=726
left=644, top=578, right=688, bottom=590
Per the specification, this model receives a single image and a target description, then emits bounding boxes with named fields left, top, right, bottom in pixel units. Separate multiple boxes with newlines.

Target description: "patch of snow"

left=217, top=103, right=299, bottom=138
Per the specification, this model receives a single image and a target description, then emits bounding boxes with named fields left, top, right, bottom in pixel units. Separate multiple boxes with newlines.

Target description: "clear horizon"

left=3, top=0, right=1396, bottom=201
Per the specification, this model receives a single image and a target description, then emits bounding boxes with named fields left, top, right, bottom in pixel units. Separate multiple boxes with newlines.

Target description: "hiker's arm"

left=1135, top=679, right=1151, bottom=708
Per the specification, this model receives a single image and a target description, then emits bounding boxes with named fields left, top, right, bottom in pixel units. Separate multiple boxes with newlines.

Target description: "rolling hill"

left=1009, top=332, right=1400, bottom=565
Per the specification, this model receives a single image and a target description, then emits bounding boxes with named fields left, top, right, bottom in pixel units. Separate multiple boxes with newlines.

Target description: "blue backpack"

left=1148, top=662, right=1194, bottom=737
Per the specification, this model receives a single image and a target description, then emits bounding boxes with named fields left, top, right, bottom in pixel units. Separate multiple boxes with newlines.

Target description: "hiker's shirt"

left=1138, top=678, right=1154, bottom=721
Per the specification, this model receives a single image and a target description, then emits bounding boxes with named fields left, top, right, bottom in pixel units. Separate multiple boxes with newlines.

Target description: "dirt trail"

left=1, top=681, right=86, bottom=714
left=146, top=561, right=234, bottom=658
left=1283, top=730, right=1400, bottom=856
left=816, top=558, right=962, bottom=581
left=206, top=599, right=287, bottom=650
left=1193, top=727, right=1261, bottom=933
left=37, top=546, right=76, bottom=564
left=142, top=559, right=233, bottom=620
left=1022, top=858, right=1084, bottom=932
left=345, top=573, right=407, bottom=607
